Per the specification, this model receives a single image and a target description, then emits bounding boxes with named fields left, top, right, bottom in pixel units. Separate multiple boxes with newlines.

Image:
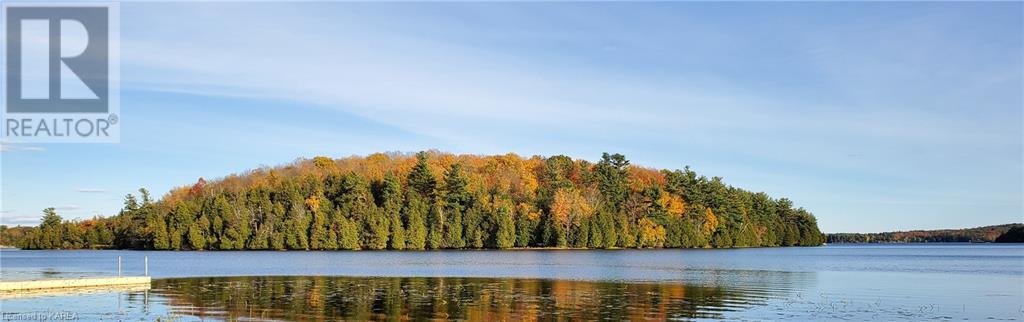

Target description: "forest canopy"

left=4, top=151, right=825, bottom=250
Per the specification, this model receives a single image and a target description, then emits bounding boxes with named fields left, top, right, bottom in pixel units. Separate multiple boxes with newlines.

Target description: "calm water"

left=1, top=244, right=1022, bottom=321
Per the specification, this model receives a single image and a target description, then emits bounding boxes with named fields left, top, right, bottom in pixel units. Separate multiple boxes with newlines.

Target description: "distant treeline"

left=826, top=224, right=1023, bottom=243
left=4, top=151, right=824, bottom=250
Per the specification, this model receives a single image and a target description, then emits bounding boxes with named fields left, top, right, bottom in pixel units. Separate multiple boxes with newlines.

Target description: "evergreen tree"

left=187, top=222, right=207, bottom=250
left=598, top=209, right=618, bottom=249
left=463, top=201, right=486, bottom=248
left=39, top=208, right=63, bottom=249
left=427, top=201, right=444, bottom=249
left=381, top=173, right=406, bottom=250
left=285, top=200, right=310, bottom=250
left=588, top=216, right=605, bottom=248
left=494, top=203, right=516, bottom=249
left=403, top=191, right=428, bottom=250
left=308, top=195, right=337, bottom=250
left=441, top=163, right=469, bottom=249
left=150, top=216, right=170, bottom=250
left=168, top=203, right=195, bottom=250
left=595, top=153, right=630, bottom=208
left=365, top=206, right=390, bottom=250
left=407, top=152, right=437, bottom=199
left=337, top=211, right=361, bottom=250
left=514, top=209, right=537, bottom=248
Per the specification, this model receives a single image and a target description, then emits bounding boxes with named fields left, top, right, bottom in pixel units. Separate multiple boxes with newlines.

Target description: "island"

left=5, top=152, right=826, bottom=250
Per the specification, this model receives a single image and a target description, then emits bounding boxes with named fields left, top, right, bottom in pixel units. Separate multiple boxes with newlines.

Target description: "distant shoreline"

left=826, top=223, right=1023, bottom=244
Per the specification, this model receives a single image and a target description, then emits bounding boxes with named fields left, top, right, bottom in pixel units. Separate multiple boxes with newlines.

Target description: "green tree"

left=364, top=206, right=390, bottom=250
left=168, top=203, right=195, bottom=250
left=187, top=222, right=207, bottom=250
left=494, top=203, right=516, bottom=249
left=403, top=191, right=428, bottom=250
left=150, top=216, right=170, bottom=250
left=463, top=201, right=485, bottom=248
left=514, top=209, right=537, bottom=248
left=39, top=208, right=63, bottom=249
left=307, top=193, right=338, bottom=250
left=285, top=200, right=310, bottom=250
left=381, top=173, right=406, bottom=250
left=407, top=151, right=437, bottom=199
left=337, top=210, right=361, bottom=250
left=427, top=201, right=444, bottom=249
left=213, top=196, right=246, bottom=250
left=595, top=153, right=630, bottom=208
left=441, top=164, right=469, bottom=249
left=599, top=209, right=618, bottom=249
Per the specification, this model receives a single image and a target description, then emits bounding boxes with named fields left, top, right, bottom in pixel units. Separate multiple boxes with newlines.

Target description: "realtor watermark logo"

left=2, top=2, right=119, bottom=143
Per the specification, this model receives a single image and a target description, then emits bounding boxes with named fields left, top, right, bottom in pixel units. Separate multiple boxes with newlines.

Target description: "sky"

left=1, top=2, right=1021, bottom=233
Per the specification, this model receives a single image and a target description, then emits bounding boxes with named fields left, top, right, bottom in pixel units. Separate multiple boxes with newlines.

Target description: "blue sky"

left=1, top=2, right=1021, bottom=233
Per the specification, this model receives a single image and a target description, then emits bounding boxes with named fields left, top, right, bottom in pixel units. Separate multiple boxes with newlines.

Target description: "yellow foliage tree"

left=312, top=156, right=335, bottom=171
left=305, top=195, right=321, bottom=211
left=627, top=166, right=665, bottom=192
left=550, top=189, right=593, bottom=234
left=702, top=207, right=718, bottom=237
left=638, top=218, right=666, bottom=248
left=657, top=191, right=686, bottom=218
left=362, top=153, right=391, bottom=182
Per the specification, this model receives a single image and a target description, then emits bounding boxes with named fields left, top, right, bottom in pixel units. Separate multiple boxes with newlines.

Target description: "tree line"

left=825, top=224, right=1023, bottom=243
left=6, top=151, right=824, bottom=250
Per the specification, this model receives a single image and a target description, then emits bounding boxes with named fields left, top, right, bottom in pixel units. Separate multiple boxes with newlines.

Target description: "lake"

left=1, top=244, right=1022, bottom=320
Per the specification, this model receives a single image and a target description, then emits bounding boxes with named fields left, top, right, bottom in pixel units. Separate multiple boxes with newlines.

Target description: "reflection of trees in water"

left=151, top=276, right=781, bottom=321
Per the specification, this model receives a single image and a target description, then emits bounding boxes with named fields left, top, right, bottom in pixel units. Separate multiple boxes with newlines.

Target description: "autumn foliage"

left=9, top=151, right=825, bottom=250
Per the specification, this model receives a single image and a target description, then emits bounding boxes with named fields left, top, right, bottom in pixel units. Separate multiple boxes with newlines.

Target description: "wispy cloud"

left=0, top=215, right=41, bottom=225
left=122, top=3, right=1020, bottom=158
left=0, top=142, right=46, bottom=153
left=54, top=205, right=81, bottom=211
left=76, top=188, right=108, bottom=193
left=1, top=3, right=1015, bottom=233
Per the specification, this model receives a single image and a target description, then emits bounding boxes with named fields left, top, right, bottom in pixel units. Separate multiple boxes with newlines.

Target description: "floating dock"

left=0, top=256, right=151, bottom=298
left=0, top=276, right=151, bottom=292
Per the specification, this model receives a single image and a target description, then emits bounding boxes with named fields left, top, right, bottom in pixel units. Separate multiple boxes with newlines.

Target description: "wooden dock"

left=0, top=276, right=152, bottom=292
left=0, top=256, right=151, bottom=298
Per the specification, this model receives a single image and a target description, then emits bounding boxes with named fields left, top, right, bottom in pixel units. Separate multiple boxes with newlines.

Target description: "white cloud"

left=102, top=3, right=1021, bottom=233
left=0, top=215, right=41, bottom=225
left=120, top=4, right=1019, bottom=159
left=0, top=142, right=45, bottom=153
left=76, top=188, right=109, bottom=193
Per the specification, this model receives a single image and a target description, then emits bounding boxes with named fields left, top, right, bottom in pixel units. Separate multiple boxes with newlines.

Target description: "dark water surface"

left=1, top=244, right=1022, bottom=321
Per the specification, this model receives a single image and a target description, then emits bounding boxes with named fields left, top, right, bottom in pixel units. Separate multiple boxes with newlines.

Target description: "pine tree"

left=407, top=151, right=437, bottom=199
left=39, top=208, right=63, bottom=249
left=441, top=164, right=469, bottom=249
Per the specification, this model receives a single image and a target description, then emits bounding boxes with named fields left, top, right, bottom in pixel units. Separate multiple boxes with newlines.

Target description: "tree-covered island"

left=3, top=151, right=825, bottom=250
